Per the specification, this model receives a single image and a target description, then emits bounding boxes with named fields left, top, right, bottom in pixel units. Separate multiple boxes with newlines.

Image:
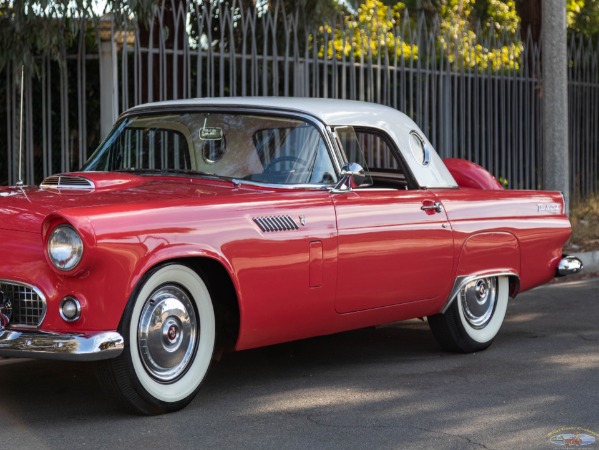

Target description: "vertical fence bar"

left=1, top=3, right=598, bottom=193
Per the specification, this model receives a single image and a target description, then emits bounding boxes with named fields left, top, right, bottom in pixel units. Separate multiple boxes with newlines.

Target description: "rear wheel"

left=96, top=264, right=215, bottom=415
left=428, top=276, right=509, bottom=353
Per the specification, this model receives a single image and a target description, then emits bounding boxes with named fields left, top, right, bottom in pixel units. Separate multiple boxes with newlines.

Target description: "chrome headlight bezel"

left=47, top=225, right=84, bottom=272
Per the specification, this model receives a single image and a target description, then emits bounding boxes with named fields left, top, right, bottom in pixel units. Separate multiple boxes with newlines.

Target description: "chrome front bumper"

left=557, top=256, right=584, bottom=277
left=0, top=329, right=124, bottom=361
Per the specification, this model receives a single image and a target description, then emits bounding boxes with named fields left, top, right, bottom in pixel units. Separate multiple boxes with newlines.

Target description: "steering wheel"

left=263, top=155, right=310, bottom=173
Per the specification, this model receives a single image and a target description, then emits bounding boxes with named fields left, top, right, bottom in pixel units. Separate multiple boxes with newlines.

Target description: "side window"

left=354, top=128, right=412, bottom=189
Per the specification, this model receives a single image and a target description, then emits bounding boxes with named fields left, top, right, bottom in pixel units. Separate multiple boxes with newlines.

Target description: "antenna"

left=16, top=65, right=24, bottom=187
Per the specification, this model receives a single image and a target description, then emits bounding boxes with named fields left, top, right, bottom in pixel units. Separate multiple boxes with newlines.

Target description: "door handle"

left=421, top=201, right=443, bottom=214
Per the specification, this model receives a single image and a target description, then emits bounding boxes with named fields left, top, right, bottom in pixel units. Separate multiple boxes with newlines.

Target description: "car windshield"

left=82, top=112, right=338, bottom=186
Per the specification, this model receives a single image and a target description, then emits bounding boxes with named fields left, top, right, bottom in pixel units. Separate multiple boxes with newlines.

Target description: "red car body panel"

left=0, top=174, right=570, bottom=350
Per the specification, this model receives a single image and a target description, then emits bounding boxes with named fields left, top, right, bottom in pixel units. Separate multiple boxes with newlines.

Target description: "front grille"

left=0, top=281, right=46, bottom=328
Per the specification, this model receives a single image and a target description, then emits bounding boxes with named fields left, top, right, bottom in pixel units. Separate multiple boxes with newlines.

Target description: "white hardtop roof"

left=126, top=97, right=457, bottom=188
left=127, top=97, right=412, bottom=127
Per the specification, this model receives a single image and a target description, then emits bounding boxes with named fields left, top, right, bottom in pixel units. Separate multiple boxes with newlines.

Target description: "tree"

left=0, top=0, right=160, bottom=75
left=435, top=0, right=522, bottom=70
left=517, top=0, right=599, bottom=44
left=319, top=0, right=417, bottom=60
left=568, top=0, right=599, bottom=36
left=321, top=0, right=523, bottom=70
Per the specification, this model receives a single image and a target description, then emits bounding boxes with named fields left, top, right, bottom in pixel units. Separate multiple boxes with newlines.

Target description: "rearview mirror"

left=200, top=127, right=223, bottom=140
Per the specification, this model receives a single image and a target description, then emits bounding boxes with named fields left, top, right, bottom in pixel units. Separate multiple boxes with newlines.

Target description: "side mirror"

left=332, top=163, right=365, bottom=192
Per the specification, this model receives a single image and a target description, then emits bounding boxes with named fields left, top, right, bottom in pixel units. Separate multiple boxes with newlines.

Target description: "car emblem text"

left=537, top=203, right=560, bottom=213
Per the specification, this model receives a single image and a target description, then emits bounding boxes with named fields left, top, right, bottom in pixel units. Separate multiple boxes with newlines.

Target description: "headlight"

left=48, top=225, right=84, bottom=271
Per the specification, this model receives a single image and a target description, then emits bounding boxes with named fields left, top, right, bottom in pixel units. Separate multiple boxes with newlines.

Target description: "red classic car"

left=0, top=98, right=582, bottom=414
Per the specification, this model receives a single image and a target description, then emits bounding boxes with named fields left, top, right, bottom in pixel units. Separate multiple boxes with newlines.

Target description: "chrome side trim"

left=234, top=179, right=330, bottom=190
left=441, top=271, right=520, bottom=314
left=557, top=256, right=583, bottom=277
left=0, top=330, right=124, bottom=361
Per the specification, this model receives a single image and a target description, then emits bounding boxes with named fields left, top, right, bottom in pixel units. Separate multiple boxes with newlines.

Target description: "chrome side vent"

left=253, top=215, right=299, bottom=232
left=40, top=175, right=95, bottom=190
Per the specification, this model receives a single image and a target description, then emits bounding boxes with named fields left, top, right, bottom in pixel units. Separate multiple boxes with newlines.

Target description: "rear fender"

left=442, top=232, right=521, bottom=312
left=444, top=158, right=504, bottom=190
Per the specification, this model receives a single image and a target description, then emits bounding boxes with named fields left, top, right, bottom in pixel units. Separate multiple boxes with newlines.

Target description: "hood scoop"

left=40, top=175, right=95, bottom=191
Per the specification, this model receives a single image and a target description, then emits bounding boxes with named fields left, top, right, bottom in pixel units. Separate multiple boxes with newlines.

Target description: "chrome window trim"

left=440, top=271, right=520, bottom=314
left=231, top=179, right=330, bottom=191
left=0, top=279, right=47, bottom=329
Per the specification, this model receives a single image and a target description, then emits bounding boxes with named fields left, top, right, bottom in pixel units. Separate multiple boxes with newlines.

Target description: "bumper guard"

left=556, top=256, right=584, bottom=277
left=0, top=329, right=124, bottom=361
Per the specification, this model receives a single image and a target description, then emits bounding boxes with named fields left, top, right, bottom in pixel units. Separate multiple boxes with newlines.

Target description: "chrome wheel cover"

left=460, top=277, right=497, bottom=329
left=138, top=285, right=198, bottom=382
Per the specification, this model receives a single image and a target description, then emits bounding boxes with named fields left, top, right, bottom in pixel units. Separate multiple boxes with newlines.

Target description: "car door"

left=332, top=128, right=454, bottom=313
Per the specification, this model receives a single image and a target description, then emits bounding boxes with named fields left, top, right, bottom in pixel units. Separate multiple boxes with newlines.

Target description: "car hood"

left=0, top=172, right=266, bottom=234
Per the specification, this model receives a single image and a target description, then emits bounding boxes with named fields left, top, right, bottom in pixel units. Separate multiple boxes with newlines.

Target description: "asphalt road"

left=1, top=278, right=598, bottom=450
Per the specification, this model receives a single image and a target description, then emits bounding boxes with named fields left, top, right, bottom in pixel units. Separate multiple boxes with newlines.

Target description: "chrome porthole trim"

left=137, top=284, right=198, bottom=383
left=409, top=131, right=430, bottom=167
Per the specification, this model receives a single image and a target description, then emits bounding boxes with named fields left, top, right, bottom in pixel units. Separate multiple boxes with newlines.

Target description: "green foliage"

left=0, top=1, right=92, bottom=72
left=437, top=0, right=522, bottom=70
left=319, top=0, right=417, bottom=60
left=319, top=0, right=523, bottom=70
left=2, top=0, right=599, bottom=76
left=568, top=0, right=599, bottom=37
left=0, top=0, right=158, bottom=75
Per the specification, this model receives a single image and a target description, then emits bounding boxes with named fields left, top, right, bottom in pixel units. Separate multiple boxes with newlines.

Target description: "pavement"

left=0, top=278, right=598, bottom=449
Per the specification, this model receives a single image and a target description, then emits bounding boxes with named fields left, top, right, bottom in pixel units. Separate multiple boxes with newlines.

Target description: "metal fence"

left=1, top=1, right=598, bottom=199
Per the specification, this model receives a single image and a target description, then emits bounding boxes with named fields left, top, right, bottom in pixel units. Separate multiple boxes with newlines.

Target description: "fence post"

left=99, top=15, right=119, bottom=140
left=542, top=1, right=569, bottom=213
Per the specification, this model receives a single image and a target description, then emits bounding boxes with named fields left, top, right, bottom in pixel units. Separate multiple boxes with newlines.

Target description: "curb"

left=570, top=251, right=599, bottom=274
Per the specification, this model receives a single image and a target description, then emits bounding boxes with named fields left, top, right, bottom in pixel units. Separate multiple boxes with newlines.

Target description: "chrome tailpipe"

left=556, top=256, right=584, bottom=277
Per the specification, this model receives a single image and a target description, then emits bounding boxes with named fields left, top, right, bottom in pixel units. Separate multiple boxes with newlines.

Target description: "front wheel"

left=428, top=276, right=509, bottom=353
left=96, top=264, right=215, bottom=415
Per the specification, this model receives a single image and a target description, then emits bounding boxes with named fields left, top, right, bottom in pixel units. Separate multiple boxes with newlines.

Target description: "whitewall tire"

left=428, top=276, right=509, bottom=353
left=96, top=264, right=215, bottom=414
